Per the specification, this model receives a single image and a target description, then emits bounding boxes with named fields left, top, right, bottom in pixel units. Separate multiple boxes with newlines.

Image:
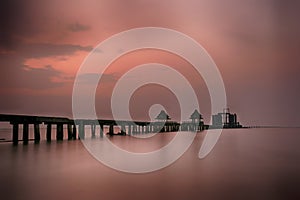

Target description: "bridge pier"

left=91, top=124, right=96, bottom=138
left=23, top=123, right=29, bottom=145
left=46, top=124, right=52, bottom=142
left=134, top=126, right=137, bottom=134
left=100, top=124, right=103, bottom=138
left=138, top=125, right=141, bottom=134
left=34, top=123, right=40, bottom=143
left=72, top=124, right=77, bottom=139
left=121, top=124, right=126, bottom=134
left=78, top=122, right=85, bottom=139
left=56, top=123, right=64, bottom=141
left=109, top=124, right=114, bottom=134
left=67, top=124, right=72, bottom=140
left=150, top=125, right=154, bottom=133
left=12, top=123, right=19, bottom=145
left=141, top=126, right=144, bottom=134
left=128, top=125, right=132, bottom=135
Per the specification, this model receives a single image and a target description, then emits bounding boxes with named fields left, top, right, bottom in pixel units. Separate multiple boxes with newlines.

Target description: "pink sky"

left=0, top=0, right=300, bottom=126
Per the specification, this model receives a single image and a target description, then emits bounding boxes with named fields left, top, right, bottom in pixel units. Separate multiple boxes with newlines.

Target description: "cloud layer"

left=0, top=0, right=299, bottom=125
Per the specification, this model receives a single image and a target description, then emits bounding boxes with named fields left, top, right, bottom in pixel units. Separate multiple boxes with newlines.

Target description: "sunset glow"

left=1, top=0, right=299, bottom=126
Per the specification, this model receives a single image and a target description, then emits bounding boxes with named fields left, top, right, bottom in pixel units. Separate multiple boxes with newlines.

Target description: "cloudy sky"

left=0, top=0, right=299, bottom=126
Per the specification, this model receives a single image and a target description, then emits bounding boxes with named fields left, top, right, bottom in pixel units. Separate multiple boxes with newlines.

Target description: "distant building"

left=190, top=109, right=203, bottom=123
left=189, top=109, right=204, bottom=131
left=212, top=114, right=223, bottom=127
left=212, top=108, right=242, bottom=128
left=155, top=110, right=170, bottom=121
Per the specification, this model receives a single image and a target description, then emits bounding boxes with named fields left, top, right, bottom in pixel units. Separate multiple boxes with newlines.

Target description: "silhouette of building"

left=190, top=109, right=203, bottom=123
left=155, top=110, right=170, bottom=121
left=212, top=108, right=242, bottom=128
left=189, top=109, right=204, bottom=131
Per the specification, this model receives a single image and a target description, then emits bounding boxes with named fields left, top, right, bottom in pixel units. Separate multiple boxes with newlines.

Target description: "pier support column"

left=141, top=126, right=144, bottom=134
left=56, top=123, right=64, bottom=141
left=46, top=124, right=52, bottom=142
left=134, top=126, right=137, bottom=134
left=78, top=122, right=85, bottom=139
left=67, top=124, right=73, bottom=140
left=72, top=124, right=77, bottom=139
left=91, top=124, right=96, bottom=139
left=137, top=126, right=141, bottom=134
left=109, top=124, right=114, bottom=134
left=121, top=125, right=126, bottom=134
left=160, top=126, right=164, bottom=133
left=23, top=123, right=29, bottom=145
left=12, top=123, right=19, bottom=145
left=128, top=125, right=132, bottom=136
left=100, top=124, right=103, bottom=138
left=34, top=123, right=40, bottom=144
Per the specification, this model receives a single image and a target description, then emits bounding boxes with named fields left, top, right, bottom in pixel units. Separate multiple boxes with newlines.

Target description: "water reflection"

left=0, top=128, right=300, bottom=200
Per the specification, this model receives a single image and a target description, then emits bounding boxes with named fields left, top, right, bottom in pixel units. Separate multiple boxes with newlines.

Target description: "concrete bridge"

left=0, top=114, right=205, bottom=145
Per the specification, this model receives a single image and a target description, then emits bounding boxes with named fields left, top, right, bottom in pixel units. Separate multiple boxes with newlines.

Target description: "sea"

left=0, top=127, right=300, bottom=200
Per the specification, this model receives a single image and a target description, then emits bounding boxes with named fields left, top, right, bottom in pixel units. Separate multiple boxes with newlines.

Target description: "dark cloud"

left=76, top=73, right=118, bottom=84
left=0, top=41, right=93, bottom=90
left=68, top=22, right=91, bottom=32
left=17, top=43, right=93, bottom=58
left=0, top=92, right=73, bottom=117
left=0, top=62, right=63, bottom=90
left=20, top=65, right=63, bottom=89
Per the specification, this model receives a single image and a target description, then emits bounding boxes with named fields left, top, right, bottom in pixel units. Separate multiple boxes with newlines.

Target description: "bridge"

left=0, top=114, right=205, bottom=145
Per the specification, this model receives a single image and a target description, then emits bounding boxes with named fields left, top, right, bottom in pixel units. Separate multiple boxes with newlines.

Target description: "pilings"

left=46, top=124, right=52, bottom=142
left=72, top=124, right=77, bottom=139
left=8, top=121, right=196, bottom=144
left=100, top=124, right=103, bottom=138
left=56, top=123, right=64, bottom=141
left=3, top=114, right=206, bottom=145
left=23, top=123, right=29, bottom=145
left=91, top=124, right=96, bottom=139
left=128, top=125, right=132, bottom=136
left=12, top=123, right=18, bottom=145
left=67, top=124, right=72, bottom=140
left=34, top=123, right=40, bottom=143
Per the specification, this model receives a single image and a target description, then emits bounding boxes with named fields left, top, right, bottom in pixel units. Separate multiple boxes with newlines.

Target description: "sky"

left=0, top=0, right=300, bottom=126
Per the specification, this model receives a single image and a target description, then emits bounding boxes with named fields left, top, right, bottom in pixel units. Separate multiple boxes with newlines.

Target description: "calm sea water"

left=0, top=128, right=300, bottom=200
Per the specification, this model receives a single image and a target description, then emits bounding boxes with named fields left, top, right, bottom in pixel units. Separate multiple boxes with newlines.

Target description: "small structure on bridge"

left=190, top=109, right=204, bottom=131
left=155, top=110, right=171, bottom=121
left=180, top=109, right=205, bottom=131
left=190, top=109, right=203, bottom=123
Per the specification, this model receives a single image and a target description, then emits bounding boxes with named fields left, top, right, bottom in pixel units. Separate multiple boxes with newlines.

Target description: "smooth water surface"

left=0, top=128, right=300, bottom=200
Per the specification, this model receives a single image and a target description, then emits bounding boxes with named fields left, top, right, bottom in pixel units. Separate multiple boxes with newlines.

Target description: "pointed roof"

left=190, top=109, right=202, bottom=119
left=155, top=110, right=170, bottom=120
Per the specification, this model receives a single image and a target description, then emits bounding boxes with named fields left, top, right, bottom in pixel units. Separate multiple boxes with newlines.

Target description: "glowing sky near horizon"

left=0, top=0, right=300, bottom=126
